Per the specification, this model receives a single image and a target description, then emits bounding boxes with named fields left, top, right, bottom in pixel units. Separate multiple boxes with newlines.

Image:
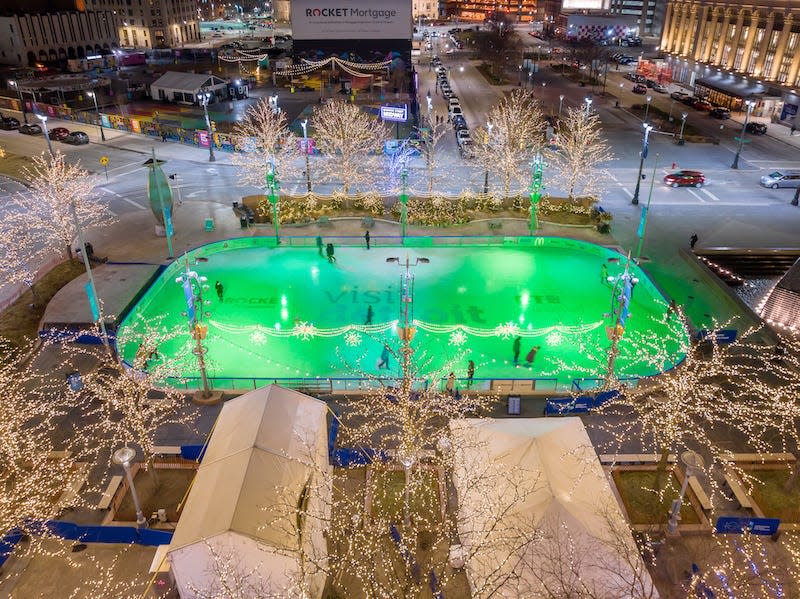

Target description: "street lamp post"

left=86, top=90, right=106, bottom=142
left=635, top=153, right=659, bottom=261
left=483, top=122, right=493, bottom=194
left=175, top=260, right=212, bottom=398
left=644, top=95, right=652, bottom=122
left=36, top=114, right=55, bottom=158
left=9, top=80, right=27, bottom=124
left=731, top=99, right=756, bottom=169
left=678, top=112, right=688, bottom=144
left=112, top=447, right=147, bottom=528
left=631, top=123, right=654, bottom=205
left=584, top=97, right=592, bottom=117
left=197, top=90, right=215, bottom=162
left=400, top=168, right=409, bottom=239
left=300, top=119, right=312, bottom=192
left=668, top=451, right=706, bottom=534
left=558, top=94, right=564, bottom=117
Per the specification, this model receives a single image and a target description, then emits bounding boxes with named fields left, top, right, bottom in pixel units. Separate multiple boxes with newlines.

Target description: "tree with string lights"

left=231, top=97, right=301, bottom=192
left=311, top=99, right=388, bottom=194
left=1, top=151, right=113, bottom=261
left=472, top=88, right=545, bottom=197
left=547, top=106, right=614, bottom=203
left=417, top=116, right=449, bottom=195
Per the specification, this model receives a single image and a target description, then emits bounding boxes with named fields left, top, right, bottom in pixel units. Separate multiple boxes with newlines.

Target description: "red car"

left=632, top=83, right=647, bottom=94
left=664, top=170, right=705, bottom=188
left=693, top=99, right=714, bottom=111
left=48, top=127, right=70, bottom=141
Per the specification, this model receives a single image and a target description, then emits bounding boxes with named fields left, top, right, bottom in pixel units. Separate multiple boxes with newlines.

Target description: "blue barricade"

left=715, top=516, right=780, bottom=535
left=0, top=530, right=23, bottom=568
left=545, top=389, right=620, bottom=415
left=328, top=413, right=340, bottom=458
left=331, top=448, right=387, bottom=467
left=429, top=570, right=444, bottom=599
left=180, top=444, right=206, bottom=462
left=696, top=329, right=737, bottom=344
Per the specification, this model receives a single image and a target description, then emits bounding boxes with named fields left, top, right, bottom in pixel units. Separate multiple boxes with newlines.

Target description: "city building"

left=608, top=0, right=668, bottom=37
left=0, top=9, right=118, bottom=66
left=661, top=0, right=800, bottom=127
left=446, top=0, right=538, bottom=23
left=561, top=12, right=640, bottom=41
left=92, top=0, right=200, bottom=49
left=413, top=0, right=440, bottom=22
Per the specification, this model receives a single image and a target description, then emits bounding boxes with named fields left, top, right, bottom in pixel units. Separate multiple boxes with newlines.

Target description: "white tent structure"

left=150, top=71, right=229, bottom=104
left=449, top=417, right=657, bottom=599
left=168, top=385, right=331, bottom=599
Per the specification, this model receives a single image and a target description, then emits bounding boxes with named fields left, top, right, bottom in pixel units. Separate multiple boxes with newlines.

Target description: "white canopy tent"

left=150, top=71, right=229, bottom=104
left=168, top=385, right=331, bottom=598
left=449, top=417, right=657, bottom=599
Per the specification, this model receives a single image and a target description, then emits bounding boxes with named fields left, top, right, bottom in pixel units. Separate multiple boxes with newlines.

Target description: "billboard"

left=291, top=0, right=412, bottom=40
left=562, top=0, right=610, bottom=8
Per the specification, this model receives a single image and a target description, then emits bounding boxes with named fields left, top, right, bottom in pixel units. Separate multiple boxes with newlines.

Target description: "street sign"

left=733, top=137, right=752, bottom=143
left=99, top=156, right=109, bottom=165
left=715, top=516, right=780, bottom=535
left=696, top=329, right=737, bottom=344
left=380, top=104, right=408, bottom=122
left=164, top=207, right=174, bottom=238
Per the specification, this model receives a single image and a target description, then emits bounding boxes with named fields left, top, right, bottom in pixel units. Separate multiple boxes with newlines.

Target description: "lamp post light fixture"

left=584, top=96, right=593, bottom=117
left=36, top=113, right=55, bottom=159
left=668, top=450, right=706, bottom=534
left=541, top=81, right=546, bottom=98
left=731, top=99, right=756, bottom=169
left=112, top=447, right=147, bottom=528
left=631, top=122, right=654, bottom=205
left=635, top=153, right=659, bottom=261
left=86, top=90, right=106, bottom=142
left=197, top=90, right=215, bottom=162
left=558, top=94, right=564, bottom=117
left=175, top=260, right=213, bottom=398
left=300, top=119, right=311, bottom=192
left=483, top=122, right=493, bottom=194
left=678, top=112, right=688, bottom=144
left=9, top=80, right=27, bottom=124
left=266, top=159, right=280, bottom=243
left=644, top=95, right=653, bottom=122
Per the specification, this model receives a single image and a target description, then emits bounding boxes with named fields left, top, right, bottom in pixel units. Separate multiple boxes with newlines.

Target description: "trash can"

left=66, top=371, right=83, bottom=391
left=508, top=395, right=521, bottom=415
left=240, top=216, right=248, bottom=229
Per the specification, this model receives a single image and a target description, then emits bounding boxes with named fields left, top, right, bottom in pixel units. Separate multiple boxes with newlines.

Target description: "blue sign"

left=164, top=207, right=174, bottom=237
left=637, top=205, right=648, bottom=238
left=67, top=371, right=83, bottom=392
left=696, top=329, right=737, bottom=344
left=380, top=104, right=408, bottom=122
left=715, top=516, right=780, bottom=535
left=183, top=279, right=195, bottom=322
left=84, top=282, right=99, bottom=321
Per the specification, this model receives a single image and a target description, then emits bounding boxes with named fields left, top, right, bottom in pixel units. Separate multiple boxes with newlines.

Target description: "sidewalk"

left=727, top=111, right=800, bottom=153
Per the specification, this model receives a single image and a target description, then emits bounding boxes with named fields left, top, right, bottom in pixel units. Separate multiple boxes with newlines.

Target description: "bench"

left=97, top=475, right=124, bottom=510
left=48, top=450, right=73, bottom=460
left=56, top=463, right=89, bottom=510
left=688, top=476, right=712, bottom=512
left=730, top=453, right=796, bottom=464
left=362, top=216, right=375, bottom=229
left=317, top=216, right=332, bottom=228
left=599, top=453, right=677, bottom=465
left=723, top=469, right=752, bottom=509
left=152, top=445, right=182, bottom=457
left=488, top=220, right=503, bottom=230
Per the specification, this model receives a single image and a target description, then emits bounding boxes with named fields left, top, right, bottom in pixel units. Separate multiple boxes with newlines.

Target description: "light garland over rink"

left=271, top=56, right=392, bottom=78
left=206, top=319, right=604, bottom=343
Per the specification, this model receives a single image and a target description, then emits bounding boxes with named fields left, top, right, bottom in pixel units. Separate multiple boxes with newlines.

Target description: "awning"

left=696, top=76, right=766, bottom=99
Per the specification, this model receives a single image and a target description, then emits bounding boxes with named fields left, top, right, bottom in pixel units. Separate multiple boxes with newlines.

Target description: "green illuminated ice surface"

left=117, top=237, right=688, bottom=390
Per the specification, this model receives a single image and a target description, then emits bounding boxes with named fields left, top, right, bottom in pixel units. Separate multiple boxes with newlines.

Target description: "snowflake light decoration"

left=494, top=321, right=520, bottom=340
left=449, top=330, right=468, bottom=347
left=344, top=331, right=362, bottom=347
left=249, top=330, right=267, bottom=345
left=293, top=322, right=317, bottom=340
left=546, top=331, right=563, bottom=346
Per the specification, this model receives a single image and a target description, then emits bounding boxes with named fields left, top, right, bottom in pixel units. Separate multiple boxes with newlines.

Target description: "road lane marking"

left=687, top=189, right=706, bottom=202
left=701, top=189, right=721, bottom=202
left=99, top=187, right=147, bottom=209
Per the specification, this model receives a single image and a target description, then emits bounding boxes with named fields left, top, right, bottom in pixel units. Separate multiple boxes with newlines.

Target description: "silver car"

left=760, top=170, right=800, bottom=189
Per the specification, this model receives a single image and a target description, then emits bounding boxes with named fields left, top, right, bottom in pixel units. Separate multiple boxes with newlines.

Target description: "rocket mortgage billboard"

left=291, top=0, right=412, bottom=40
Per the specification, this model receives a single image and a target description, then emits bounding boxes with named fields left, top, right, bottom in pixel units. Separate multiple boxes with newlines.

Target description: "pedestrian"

left=365, top=305, right=374, bottom=325
left=326, top=242, right=336, bottom=263
left=364, top=230, right=370, bottom=250
left=671, top=162, right=676, bottom=170
left=792, top=124, right=797, bottom=136
left=665, top=299, right=678, bottom=319
left=690, top=233, right=698, bottom=249
left=316, top=235, right=324, bottom=256
left=215, top=280, right=224, bottom=302
left=600, top=263, right=608, bottom=285
left=466, top=360, right=475, bottom=388
left=161, top=131, right=167, bottom=143
left=378, top=344, right=390, bottom=369
left=513, top=336, right=521, bottom=365
left=445, top=372, right=456, bottom=395
left=525, top=345, right=541, bottom=368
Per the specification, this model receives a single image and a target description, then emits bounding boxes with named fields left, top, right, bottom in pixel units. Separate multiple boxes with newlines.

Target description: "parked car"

left=18, top=123, right=42, bottom=135
left=456, top=129, right=471, bottom=144
left=449, top=105, right=464, bottom=119
left=652, top=83, right=668, bottom=93
left=760, top=170, right=800, bottom=189
left=448, top=97, right=460, bottom=108
left=452, top=115, right=467, bottom=130
left=441, top=87, right=453, bottom=99
left=48, top=127, right=70, bottom=141
left=0, top=116, right=20, bottom=130
left=664, top=170, right=705, bottom=188
left=632, top=83, right=648, bottom=94
left=624, top=72, right=644, bottom=82
left=709, top=107, right=731, bottom=119
left=671, top=91, right=689, bottom=101
left=63, top=131, right=89, bottom=145
left=693, top=99, right=714, bottom=111
left=681, top=95, right=698, bottom=105
left=745, top=122, right=768, bottom=135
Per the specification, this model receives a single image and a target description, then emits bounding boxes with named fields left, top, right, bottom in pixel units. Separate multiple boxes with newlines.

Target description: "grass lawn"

left=476, top=63, right=510, bottom=85
left=613, top=469, right=700, bottom=526
left=0, top=259, right=85, bottom=348
left=370, top=468, right=441, bottom=525
left=0, top=151, right=34, bottom=181
left=749, top=469, right=800, bottom=522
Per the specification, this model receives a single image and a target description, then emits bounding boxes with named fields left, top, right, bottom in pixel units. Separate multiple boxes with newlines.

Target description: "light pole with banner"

left=529, top=153, right=544, bottom=234
left=400, top=168, right=409, bottom=240
left=9, top=80, right=27, bottom=124
left=266, top=159, right=280, bottom=244
left=631, top=123, right=654, bottom=205
left=36, top=113, right=55, bottom=158
left=197, top=89, right=215, bottom=162
left=175, top=258, right=212, bottom=399
left=678, top=112, right=688, bottom=145
left=112, top=447, right=147, bottom=528
left=86, top=90, right=106, bottom=141
left=300, top=119, right=312, bottom=193
left=668, top=450, right=705, bottom=534
left=731, top=99, right=756, bottom=169
left=145, top=149, right=174, bottom=260
left=635, top=153, right=659, bottom=261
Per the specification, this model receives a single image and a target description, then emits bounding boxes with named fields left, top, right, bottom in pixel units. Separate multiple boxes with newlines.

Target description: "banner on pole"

left=636, top=205, right=648, bottom=238
left=84, top=282, right=99, bottom=321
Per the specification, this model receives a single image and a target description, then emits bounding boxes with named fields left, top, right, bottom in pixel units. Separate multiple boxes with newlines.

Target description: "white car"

left=456, top=129, right=471, bottom=144
left=450, top=105, right=463, bottom=119
left=652, top=83, right=668, bottom=93
left=448, top=97, right=460, bottom=107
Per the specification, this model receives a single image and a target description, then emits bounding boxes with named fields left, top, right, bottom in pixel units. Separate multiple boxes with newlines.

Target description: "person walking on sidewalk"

left=316, top=236, right=324, bottom=256
left=364, top=230, right=370, bottom=250
left=690, top=233, right=698, bottom=249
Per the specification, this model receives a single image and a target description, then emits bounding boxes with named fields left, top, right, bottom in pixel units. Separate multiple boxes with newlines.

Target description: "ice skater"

left=690, top=233, right=698, bottom=249
left=316, top=235, right=324, bottom=256
left=326, top=243, right=336, bottom=263
left=525, top=346, right=541, bottom=368
left=365, top=305, right=374, bottom=325
left=215, top=280, right=224, bottom=302
left=364, top=230, right=370, bottom=250
left=466, top=360, right=475, bottom=388
left=378, top=344, right=391, bottom=369
left=445, top=372, right=456, bottom=395
left=513, top=336, right=521, bottom=365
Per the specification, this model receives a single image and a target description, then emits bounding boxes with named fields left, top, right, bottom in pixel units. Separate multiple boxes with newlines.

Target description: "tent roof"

left=450, top=417, right=656, bottom=598
left=169, top=385, right=329, bottom=553
left=151, top=71, right=227, bottom=92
